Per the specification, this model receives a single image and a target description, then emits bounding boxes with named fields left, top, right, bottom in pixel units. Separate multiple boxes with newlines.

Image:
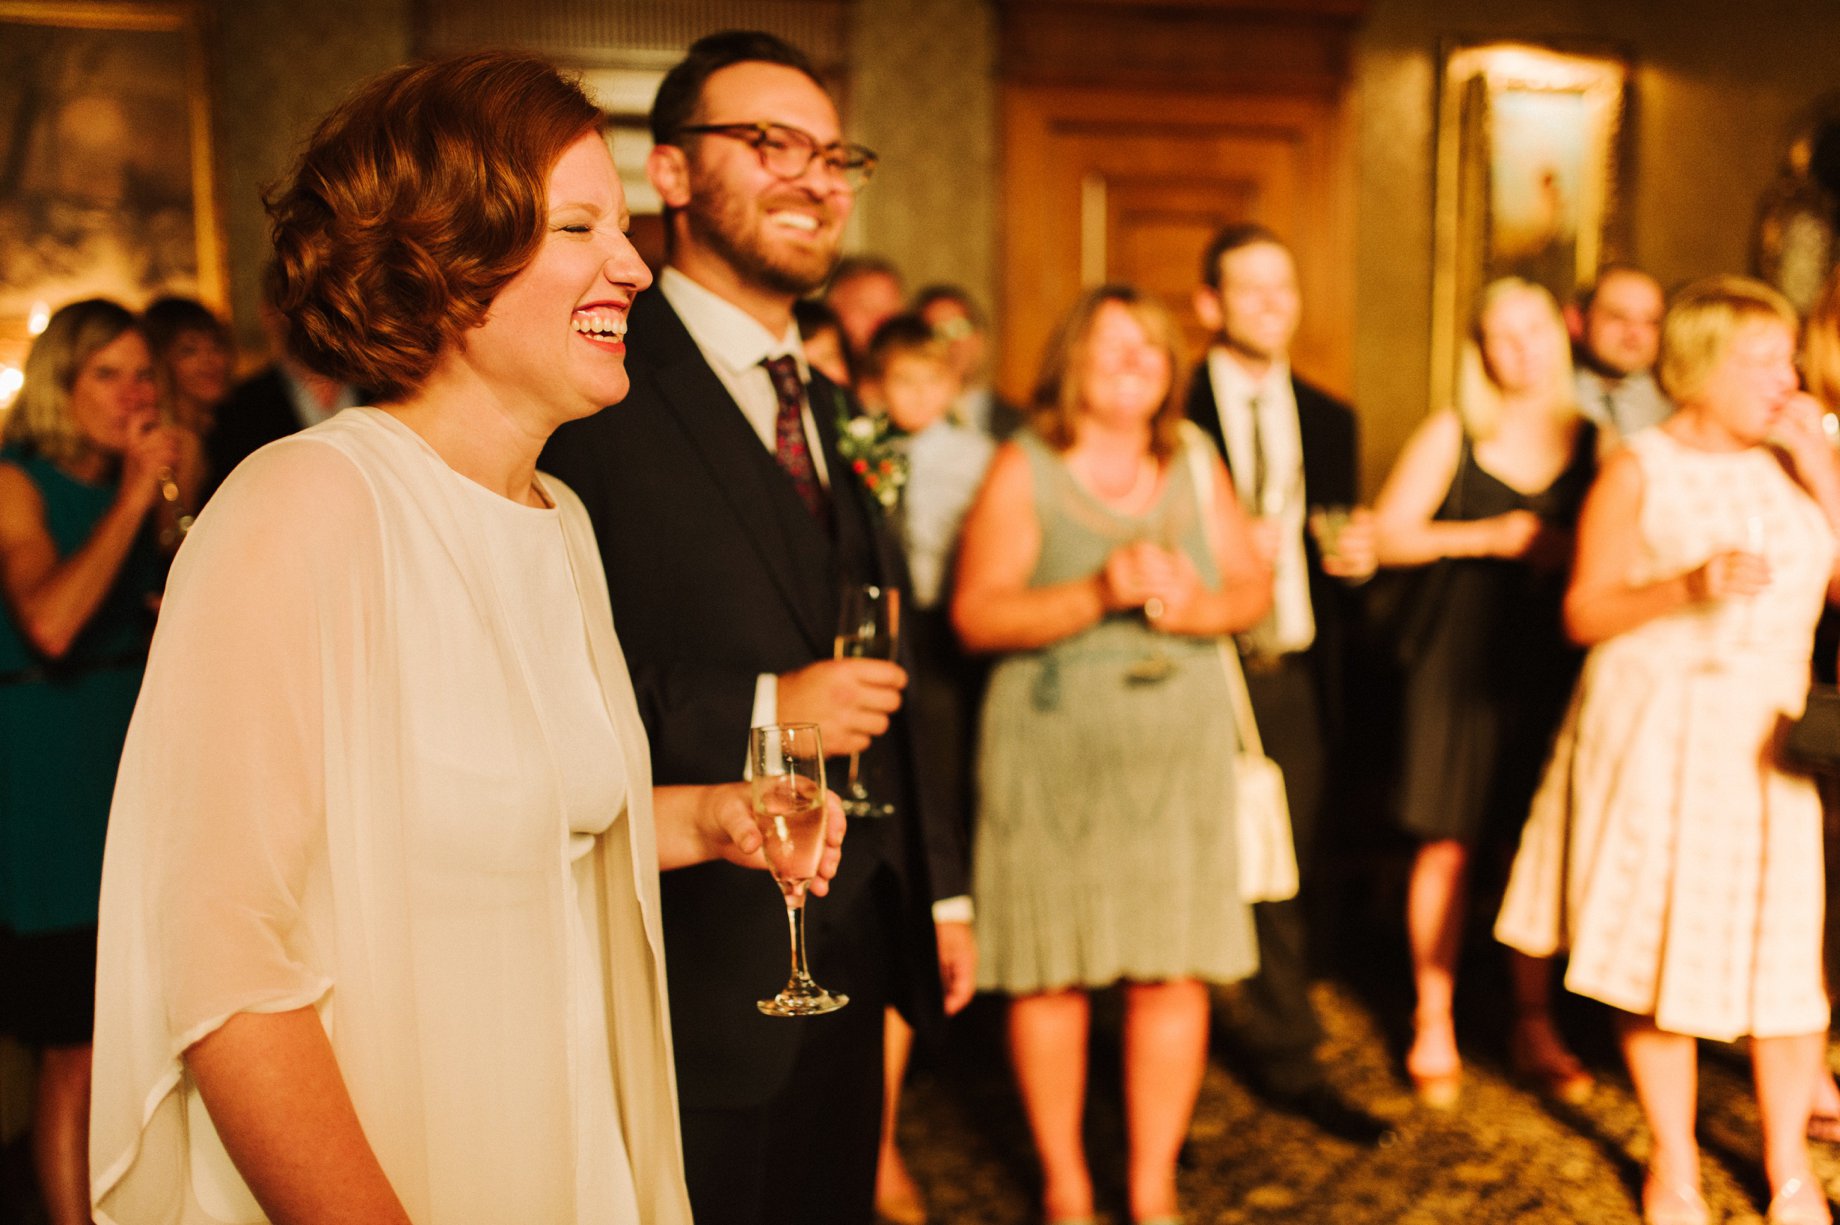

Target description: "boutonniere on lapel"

left=832, top=390, right=909, bottom=514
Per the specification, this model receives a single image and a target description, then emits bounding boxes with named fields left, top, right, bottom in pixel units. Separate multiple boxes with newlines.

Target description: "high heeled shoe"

left=1766, top=1176, right=1834, bottom=1225
left=1509, top=1013, right=1594, bottom=1105
left=1642, top=1168, right=1709, bottom=1225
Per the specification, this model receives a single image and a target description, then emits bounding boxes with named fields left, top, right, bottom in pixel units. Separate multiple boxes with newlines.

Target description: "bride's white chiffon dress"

left=90, top=409, right=693, bottom=1224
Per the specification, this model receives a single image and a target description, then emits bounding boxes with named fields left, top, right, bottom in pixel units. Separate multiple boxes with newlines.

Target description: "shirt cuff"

left=931, top=895, right=974, bottom=925
left=742, top=673, right=778, bottom=776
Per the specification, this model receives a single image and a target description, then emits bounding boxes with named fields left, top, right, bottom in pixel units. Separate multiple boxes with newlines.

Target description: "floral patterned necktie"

left=762, top=355, right=828, bottom=521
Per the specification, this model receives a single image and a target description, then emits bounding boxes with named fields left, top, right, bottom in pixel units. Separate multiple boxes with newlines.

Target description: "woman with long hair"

left=139, top=294, right=228, bottom=523
left=1373, top=278, right=1598, bottom=1109
left=0, top=298, right=179, bottom=1225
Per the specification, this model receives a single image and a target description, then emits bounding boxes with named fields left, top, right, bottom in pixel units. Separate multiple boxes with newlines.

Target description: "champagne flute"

left=749, top=722, right=848, bottom=1017
left=1125, top=516, right=1177, bottom=684
left=1307, top=503, right=1353, bottom=568
left=834, top=583, right=899, bottom=817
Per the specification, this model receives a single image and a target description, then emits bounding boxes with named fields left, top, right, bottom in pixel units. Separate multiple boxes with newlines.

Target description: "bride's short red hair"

left=266, top=51, right=602, bottom=400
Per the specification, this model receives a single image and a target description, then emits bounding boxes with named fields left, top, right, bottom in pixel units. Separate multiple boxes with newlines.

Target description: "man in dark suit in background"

left=540, top=31, right=975, bottom=1225
left=1186, top=223, right=1391, bottom=1145
left=203, top=265, right=363, bottom=499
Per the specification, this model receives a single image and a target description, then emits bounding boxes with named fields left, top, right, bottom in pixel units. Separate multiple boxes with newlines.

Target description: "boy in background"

left=859, top=313, right=994, bottom=1225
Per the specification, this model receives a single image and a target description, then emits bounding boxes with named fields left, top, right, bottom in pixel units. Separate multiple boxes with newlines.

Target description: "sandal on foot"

left=1643, top=1168, right=1708, bottom=1225
left=1767, top=1176, right=1833, bottom=1225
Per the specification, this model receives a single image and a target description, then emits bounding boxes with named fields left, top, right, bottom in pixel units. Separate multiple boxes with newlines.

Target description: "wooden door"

left=999, top=84, right=1352, bottom=403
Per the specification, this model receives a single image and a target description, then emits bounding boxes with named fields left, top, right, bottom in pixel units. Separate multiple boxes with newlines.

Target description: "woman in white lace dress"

left=1498, top=277, right=1840, bottom=1225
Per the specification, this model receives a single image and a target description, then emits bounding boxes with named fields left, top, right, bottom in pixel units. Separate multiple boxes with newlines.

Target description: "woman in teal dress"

left=953, top=285, right=1271, bottom=1225
left=0, top=298, right=179, bottom=1225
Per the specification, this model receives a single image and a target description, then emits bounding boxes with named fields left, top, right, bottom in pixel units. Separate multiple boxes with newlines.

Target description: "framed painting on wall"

left=0, top=0, right=224, bottom=404
left=1430, top=42, right=1628, bottom=413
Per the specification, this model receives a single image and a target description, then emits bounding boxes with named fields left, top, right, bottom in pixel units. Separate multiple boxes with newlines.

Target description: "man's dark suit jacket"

left=540, top=288, right=962, bottom=1111
left=1185, top=366, right=1360, bottom=734
left=203, top=367, right=302, bottom=501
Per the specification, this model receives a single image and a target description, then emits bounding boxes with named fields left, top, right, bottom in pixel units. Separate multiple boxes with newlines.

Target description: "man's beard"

left=682, top=179, right=841, bottom=298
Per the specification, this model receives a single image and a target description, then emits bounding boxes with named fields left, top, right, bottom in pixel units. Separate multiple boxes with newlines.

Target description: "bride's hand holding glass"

left=656, top=780, right=846, bottom=895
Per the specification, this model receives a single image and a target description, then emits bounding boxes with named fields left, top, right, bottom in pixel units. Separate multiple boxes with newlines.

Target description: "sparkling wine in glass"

left=1307, top=503, right=1353, bottom=568
left=834, top=583, right=899, bottom=817
left=749, top=722, right=848, bottom=1017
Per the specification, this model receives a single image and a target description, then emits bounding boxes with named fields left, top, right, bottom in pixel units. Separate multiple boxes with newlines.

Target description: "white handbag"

left=1181, top=422, right=1300, bottom=904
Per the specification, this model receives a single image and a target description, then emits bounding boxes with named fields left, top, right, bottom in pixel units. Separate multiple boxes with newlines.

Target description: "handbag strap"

left=1179, top=421, right=1264, bottom=757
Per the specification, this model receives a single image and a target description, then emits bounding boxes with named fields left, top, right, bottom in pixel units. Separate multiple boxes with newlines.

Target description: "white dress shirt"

left=660, top=266, right=830, bottom=485
left=660, top=268, right=831, bottom=747
left=1576, top=367, right=1673, bottom=441
left=1207, top=349, right=1315, bottom=655
left=279, top=364, right=361, bottom=430
left=902, top=419, right=996, bottom=609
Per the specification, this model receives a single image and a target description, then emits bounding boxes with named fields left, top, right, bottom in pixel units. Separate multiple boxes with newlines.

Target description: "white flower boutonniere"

left=833, top=392, right=909, bottom=513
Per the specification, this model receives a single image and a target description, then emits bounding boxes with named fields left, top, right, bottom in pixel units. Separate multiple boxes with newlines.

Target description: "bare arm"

left=952, top=443, right=1127, bottom=653
left=1561, top=448, right=1761, bottom=645
left=1372, top=411, right=1539, bottom=567
left=185, top=1009, right=412, bottom=1225
left=652, top=782, right=844, bottom=894
left=0, top=424, right=176, bottom=658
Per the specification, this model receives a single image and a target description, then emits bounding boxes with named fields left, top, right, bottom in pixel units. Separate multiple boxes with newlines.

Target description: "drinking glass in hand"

left=834, top=583, right=899, bottom=817
left=749, top=722, right=848, bottom=1017
left=1307, top=503, right=1353, bottom=567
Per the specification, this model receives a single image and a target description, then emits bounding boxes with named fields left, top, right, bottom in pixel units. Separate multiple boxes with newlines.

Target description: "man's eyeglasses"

left=674, top=122, right=877, bottom=189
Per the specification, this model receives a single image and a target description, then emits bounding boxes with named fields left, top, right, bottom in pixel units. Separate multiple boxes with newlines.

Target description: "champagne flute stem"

left=784, top=900, right=813, bottom=992
left=845, top=750, right=867, bottom=801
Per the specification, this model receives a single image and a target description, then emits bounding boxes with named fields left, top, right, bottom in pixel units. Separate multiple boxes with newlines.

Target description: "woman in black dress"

left=1373, top=278, right=1597, bottom=1108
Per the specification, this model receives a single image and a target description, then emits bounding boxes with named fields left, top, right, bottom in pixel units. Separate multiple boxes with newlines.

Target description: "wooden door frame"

left=998, top=81, right=1355, bottom=405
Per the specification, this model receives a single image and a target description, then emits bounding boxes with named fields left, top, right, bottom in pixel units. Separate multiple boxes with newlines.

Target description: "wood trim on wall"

left=999, top=82, right=1355, bottom=400
left=996, top=0, right=1361, bottom=403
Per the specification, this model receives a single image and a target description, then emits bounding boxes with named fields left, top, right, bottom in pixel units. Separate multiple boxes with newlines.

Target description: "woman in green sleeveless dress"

left=954, top=286, right=1272, bottom=1225
left=0, top=299, right=178, bottom=1225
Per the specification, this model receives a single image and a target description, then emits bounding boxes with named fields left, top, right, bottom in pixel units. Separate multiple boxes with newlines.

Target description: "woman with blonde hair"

left=1500, top=277, right=1840, bottom=1225
left=955, top=284, right=1271, bottom=1225
left=1374, top=277, right=1598, bottom=1109
left=0, top=298, right=179, bottom=1225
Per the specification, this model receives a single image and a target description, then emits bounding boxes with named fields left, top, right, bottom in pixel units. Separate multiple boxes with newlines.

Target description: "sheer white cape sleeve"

left=90, top=411, right=690, bottom=1225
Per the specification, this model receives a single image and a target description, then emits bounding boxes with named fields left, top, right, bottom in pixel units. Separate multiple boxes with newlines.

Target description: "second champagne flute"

left=749, top=722, right=848, bottom=1017
left=834, top=582, right=900, bottom=817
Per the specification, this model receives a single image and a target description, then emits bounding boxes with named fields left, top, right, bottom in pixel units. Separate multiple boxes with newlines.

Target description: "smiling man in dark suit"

left=1186, top=222, right=1392, bottom=1146
left=540, top=30, right=974, bottom=1225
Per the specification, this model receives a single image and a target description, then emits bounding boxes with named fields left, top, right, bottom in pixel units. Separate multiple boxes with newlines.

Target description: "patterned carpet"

left=895, top=959, right=1840, bottom=1225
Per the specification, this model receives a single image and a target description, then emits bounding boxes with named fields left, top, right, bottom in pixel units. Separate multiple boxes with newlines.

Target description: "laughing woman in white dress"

left=88, top=52, right=840, bottom=1225
left=1498, top=278, right=1840, bottom=1225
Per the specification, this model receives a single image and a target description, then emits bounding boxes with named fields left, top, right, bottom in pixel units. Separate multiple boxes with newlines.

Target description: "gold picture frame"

left=1430, top=42, right=1629, bottom=412
left=0, top=0, right=225, bottom=401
